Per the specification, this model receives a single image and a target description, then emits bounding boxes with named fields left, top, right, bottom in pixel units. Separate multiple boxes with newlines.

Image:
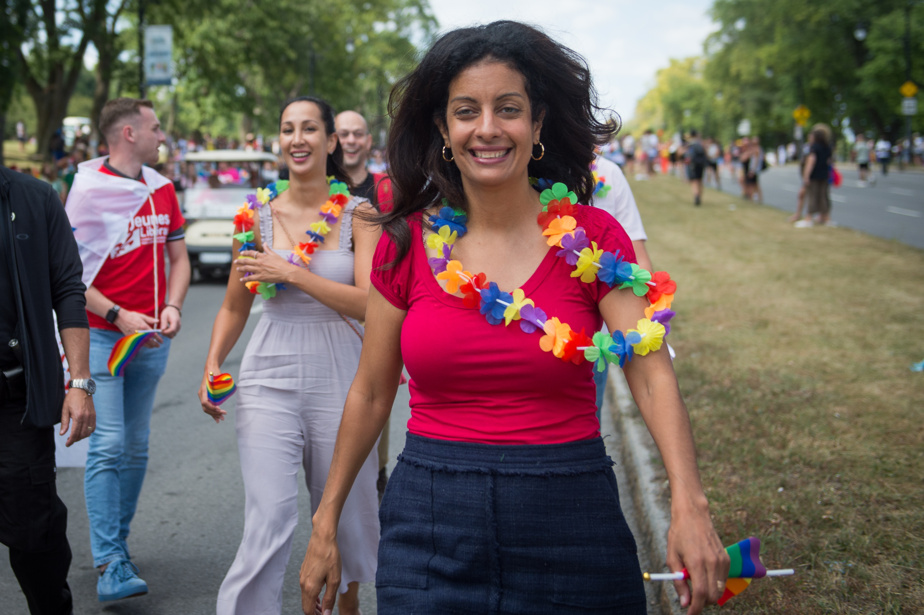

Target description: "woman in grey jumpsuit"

left=199, top=96, right=380, bottom=615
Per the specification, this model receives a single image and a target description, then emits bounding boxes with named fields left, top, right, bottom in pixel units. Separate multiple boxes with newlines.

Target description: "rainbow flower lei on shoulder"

left=590, top=159, right=611, bottom=198
left=425, top=182, right=676, bottom=371
left=232, top=178, right=350, bottom=299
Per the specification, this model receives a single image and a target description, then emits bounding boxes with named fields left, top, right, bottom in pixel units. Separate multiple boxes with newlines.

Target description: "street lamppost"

left=902, top=2, right=913, bottom=165
left=139, top=0, right=146, bottom=98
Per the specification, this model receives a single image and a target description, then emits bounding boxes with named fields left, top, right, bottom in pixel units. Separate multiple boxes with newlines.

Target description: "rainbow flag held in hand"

left=207, top=372, right=237, bottom=405
left=643, top=536, right=793, bottom=606
left=718, top=537, right=768, bottom=605
left=107, top=331, right=159, bottom=376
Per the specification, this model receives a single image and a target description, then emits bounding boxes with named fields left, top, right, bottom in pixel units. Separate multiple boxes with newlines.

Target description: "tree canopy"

left=630, top=0, right=924, bottom=145
left=3, top=0, right=437, bottom=161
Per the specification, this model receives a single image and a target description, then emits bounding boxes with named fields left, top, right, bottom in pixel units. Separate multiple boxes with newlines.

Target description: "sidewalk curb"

left=607, top=371, right=683, bottom=615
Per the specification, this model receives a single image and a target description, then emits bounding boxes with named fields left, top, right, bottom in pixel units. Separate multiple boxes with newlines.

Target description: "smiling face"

left=335, top=111, right=372, bottom=173
left=279, top=101, right=337, bottom=178
left=438, top=60, right=543, bottom=192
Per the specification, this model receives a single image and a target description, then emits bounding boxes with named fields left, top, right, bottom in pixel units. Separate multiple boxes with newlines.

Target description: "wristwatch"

left=68, top=378, right=97, bottom=396
left=105, top=304, right=121, bottom=323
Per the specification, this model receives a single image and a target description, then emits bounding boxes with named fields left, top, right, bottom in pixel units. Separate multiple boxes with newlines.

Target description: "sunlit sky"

left=426, top=0, right=717, bottom=122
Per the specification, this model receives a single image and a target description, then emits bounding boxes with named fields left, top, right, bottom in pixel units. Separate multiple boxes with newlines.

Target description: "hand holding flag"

left=207, top=372, right=237, bottom=406
left=644, top=537, right=793, bottom=606
left=107, top=330, right=161, bottom=376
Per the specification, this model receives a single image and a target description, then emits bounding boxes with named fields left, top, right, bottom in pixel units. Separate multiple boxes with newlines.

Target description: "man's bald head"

left=335, top=111, right=373, bottom=174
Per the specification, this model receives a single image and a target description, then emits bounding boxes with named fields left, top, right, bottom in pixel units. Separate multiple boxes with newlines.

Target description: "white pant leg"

left=217, top=390, right=304, bottom=615
left=303, top=398, right=380, bottom=593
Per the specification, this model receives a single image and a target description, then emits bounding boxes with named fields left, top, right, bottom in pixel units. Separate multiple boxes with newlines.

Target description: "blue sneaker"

left=98, top=559, right=148, bottom=602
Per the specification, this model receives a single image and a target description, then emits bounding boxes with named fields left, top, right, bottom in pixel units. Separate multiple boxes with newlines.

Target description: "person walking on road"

left=334, top=109, right=395, bottom=499
left=199, top=96, right=380, bottom=615
left=684, top=130, right=707, bottom=206
left=853, top=133, right=873, bottom=186
left=67, top=97, right=191, bottom=601
left=741, top=136, right=765, bottom=204
left=796, top=124, right=833, bottom=227
left=15, top=121, right=27, bottom=151
left=705, top=137, right=723, bottom=190
left=335, top=110, right=393, bottom=211
left=875, top=135, right=891, bottom=176
left=300, top=20, right=728, bottom=615
left=589, top=153, right=653, bottom=411
left=0, top=165, right=96, bottom=615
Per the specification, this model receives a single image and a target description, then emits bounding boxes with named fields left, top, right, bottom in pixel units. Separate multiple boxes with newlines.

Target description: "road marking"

left=890, top=188, right=915, bottom=197
left=831, top=194, right=847, bottom=203
left=886, top=206, right=922, bottom=218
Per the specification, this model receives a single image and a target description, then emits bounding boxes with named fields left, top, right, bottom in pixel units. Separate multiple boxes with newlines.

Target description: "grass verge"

left=3, top=139, right=40, bottom=169
left=632, top=176, right=923, bottom=614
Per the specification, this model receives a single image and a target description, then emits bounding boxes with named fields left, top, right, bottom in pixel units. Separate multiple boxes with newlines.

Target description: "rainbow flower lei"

left=425, top=182, right=677, bottom=371
left=232, top=178, right=350, bottom=299
left=590, top=159, right=611, bottom=198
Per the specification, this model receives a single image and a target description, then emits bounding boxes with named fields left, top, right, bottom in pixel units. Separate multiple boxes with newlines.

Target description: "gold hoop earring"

left=442, top=145, right=454, bottom=162
left=531, top=142, right=545, bottom=161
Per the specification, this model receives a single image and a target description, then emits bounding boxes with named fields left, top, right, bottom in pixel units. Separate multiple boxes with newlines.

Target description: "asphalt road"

left=708, top=163, right=924, bottom=249
left=1, top=282, right=657, bottom=614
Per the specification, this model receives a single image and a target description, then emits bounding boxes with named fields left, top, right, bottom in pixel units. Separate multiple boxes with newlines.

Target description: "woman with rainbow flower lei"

left=300, top=22, right=728, bottom=615
left=198, top=96, right=380, bottom=615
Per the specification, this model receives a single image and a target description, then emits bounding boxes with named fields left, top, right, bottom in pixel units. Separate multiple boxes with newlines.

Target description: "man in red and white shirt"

left=66, top=98, right=190, bottom=602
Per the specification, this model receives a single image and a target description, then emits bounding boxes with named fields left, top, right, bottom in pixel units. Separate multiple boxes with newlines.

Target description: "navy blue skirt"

left=376, top=434, right=646, bottom=614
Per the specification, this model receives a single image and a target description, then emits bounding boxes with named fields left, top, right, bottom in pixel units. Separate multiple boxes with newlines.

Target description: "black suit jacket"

left=0, top=166, right=87, bottom=427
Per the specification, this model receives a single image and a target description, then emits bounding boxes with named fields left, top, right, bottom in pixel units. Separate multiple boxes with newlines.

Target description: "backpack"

left=372, top=173, right=393, bottom=212
left=687, top=142, right=707, bottom=166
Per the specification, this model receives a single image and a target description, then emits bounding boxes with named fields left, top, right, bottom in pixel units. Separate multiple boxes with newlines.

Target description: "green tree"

left=88, top=0, right=132, bottom=147
left=632, top=58, right=725, bottom=140
left=705, top=0, right=924, bottom=139
left=633, top=0, right=924, bottom=149
left=0, top=0, right=31, bottom=166
left=13, top=0, right=117, bottom=161
left=148, top=0, right=436, bottom=140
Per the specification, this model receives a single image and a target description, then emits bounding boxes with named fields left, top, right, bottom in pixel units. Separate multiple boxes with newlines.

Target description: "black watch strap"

left=106, top=304, right=121, bottom=323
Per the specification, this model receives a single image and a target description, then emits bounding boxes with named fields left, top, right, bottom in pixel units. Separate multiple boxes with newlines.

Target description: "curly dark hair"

left=278, top=96, right=351, bottom=188
left=378, top=20, right=618, bottom=263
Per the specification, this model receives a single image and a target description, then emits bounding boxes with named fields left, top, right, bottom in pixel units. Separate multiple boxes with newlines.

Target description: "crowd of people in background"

left=10, top=113, right=923, bottom=218
left=6, top=120, right=393, bottom=207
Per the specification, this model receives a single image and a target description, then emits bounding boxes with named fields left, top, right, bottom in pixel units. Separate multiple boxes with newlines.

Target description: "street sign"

left=902, top=97, right=918, bottom=116
left=792, top=105, right=811, bottom=126
left=899, top=81, right=918, bottom=98
left=145, top=25, right=174, bottom=86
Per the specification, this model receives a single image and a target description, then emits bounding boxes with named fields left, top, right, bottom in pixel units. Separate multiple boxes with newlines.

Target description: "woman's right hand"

left=198, top=370, right=228, bottom=423
left=300, top=520, right=342, bottom=615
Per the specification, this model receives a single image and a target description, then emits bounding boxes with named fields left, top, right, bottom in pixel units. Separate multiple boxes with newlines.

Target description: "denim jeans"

left=85, top=328, right=170, bottom=568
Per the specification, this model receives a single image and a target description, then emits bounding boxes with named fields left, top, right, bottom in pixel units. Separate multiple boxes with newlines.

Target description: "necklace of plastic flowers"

left=590, top=160, right=611, bottom=198
left=424, top=182, right=677, bottom=371
left=232, top=177, right=351, bottom=299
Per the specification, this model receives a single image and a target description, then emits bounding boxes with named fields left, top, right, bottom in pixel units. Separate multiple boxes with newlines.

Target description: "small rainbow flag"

left=643, top=536, right=793, bottom=606
left=207, top=372, right=237, bottom=405
left=719, top=537, right=768, bottom=605
left=107, top=331, right=159, bottom=376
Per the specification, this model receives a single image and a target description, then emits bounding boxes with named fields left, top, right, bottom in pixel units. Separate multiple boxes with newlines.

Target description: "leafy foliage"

left=150, top=0, right=436, bottom=138
left=631, top=0, right=924, bottom=144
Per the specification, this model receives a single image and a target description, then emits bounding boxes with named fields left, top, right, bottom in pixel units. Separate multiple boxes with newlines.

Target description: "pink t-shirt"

left=372, top=204, right=637, bottom=445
